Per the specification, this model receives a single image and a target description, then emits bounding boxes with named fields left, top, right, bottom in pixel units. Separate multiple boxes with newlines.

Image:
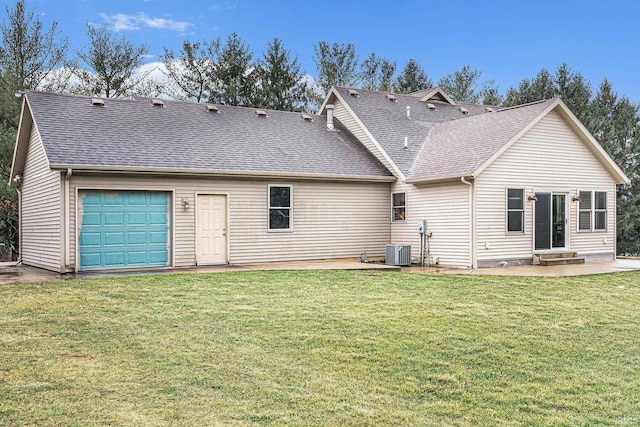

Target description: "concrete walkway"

left=1, top=258, right=639, bottom=285
left=402, top=258, right=640, bottom=277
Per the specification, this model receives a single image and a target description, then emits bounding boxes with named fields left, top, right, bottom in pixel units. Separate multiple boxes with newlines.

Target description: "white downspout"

left=16, top=188, right=21, bottom=264
left=64, top=168, right=72, bottom=270
left=613, top=188, right=617, bottom=260
left=461, top=177, right=475, bottom=269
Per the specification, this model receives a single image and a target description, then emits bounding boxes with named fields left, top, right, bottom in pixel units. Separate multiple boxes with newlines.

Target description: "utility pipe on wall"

left=64, top=168, right=72, bottom=269
left=460, top=177, right=475, bottom=269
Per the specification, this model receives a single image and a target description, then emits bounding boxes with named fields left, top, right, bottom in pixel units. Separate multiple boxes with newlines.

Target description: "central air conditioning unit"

left=385, top=244, right=411, bottom=266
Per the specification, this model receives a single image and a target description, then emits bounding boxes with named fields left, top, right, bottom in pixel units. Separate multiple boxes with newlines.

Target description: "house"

left=321, top=87, right=629, bottom=268
left=10, top=88, right=628, bottom=273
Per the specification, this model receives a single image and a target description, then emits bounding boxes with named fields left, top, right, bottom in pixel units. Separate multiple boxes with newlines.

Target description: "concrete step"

left=538, top=252, right=578, bottom=260
left=539, top=257, right=585, bottom=266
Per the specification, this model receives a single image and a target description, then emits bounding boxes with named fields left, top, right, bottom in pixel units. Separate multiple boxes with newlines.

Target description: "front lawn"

left=1, top=270, right=638, bottom=426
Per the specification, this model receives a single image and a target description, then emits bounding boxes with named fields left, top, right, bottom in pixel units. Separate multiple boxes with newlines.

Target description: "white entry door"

left=196, top=195, right=227, bottom=264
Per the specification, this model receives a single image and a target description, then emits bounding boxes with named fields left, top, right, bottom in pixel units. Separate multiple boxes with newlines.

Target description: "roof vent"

left=151, top=99, right=164, bottom=107
left=206, top=104, right=219, bottom=112
left=326, top=104, right=335, bottom=130
left=459, top=107, right=469, bottom=115
left=255, top=109, right=267, bottom=117
left=386, top=94, right=397, bottom=102
left=485, top=106, right=495, bottom=113
left=348, top=89, right=359, bottom=97
left=301, top=114, right=313, bottom=121
left=91, top=98, right=105, bottom=106
left=427, top=103, right=436, bottom=110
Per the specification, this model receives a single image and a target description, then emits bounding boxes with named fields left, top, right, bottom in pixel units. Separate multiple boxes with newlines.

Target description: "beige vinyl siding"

left=20, top=126, right=62, bottom=271
left=476, top=109, right=617, bottom=263
left=333, top=100, right=398, bottom=176
left=69, top=175, right=390, bottom=268
left=391, top=181, right=471, bottom=268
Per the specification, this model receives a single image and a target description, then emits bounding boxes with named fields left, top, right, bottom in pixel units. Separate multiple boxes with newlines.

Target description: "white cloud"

left=100, top=12, right=193, bottom=33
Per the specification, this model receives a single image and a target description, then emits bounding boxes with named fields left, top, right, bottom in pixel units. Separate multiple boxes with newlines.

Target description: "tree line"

left=0, top=0, right=639, bottom=258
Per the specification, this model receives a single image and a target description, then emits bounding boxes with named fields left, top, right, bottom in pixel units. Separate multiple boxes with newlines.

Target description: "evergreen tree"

left=588, top=80, right=640, bottom=254
left=161, top=39, right=218, bottom=102
left=437, top=65, right=502, bottom=104
left=209, top=32, right=256, bottom=106
left=255, top=38, right=309, bottom=111
left=313, top=41, right=359, bottom=92
left=74, top=24, right=150, bottom=98
left=437, top=65, right=482, bottom=103
left=394, top=58, right=432, bottom=93
left=503, top=64, right=591, bottom=115
left=379, top=58, right=396, bottom=92
left=503, top=68, right=556, bottom=106
left=360, top=52, right=381, bottom=90
left=504, top=65, right=640, bottom=253
left=480, top=82, right=503, bottom=106
left=360, top=52, right=396, bottom=91
left=554, top=63, right=591, bottom=124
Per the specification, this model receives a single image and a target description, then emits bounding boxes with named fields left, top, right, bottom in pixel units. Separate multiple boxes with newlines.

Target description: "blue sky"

left=15, top=0, right=640, bottom=102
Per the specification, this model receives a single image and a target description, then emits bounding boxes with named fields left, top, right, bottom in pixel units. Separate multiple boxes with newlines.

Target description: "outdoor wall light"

left=527, top=193, right=538, bottom=202
left=572, top=193, right=581, bottom=202
left=181, top=198, right=190, bottom=209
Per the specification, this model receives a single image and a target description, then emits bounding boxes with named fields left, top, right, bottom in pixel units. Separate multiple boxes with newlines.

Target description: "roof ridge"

left=496, top=98, right=554, bottom=112
left=27, top=90, right=323, bottom=118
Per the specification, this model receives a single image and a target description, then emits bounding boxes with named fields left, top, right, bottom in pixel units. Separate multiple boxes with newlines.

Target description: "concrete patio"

left=1, top=257, right=640, bottom=285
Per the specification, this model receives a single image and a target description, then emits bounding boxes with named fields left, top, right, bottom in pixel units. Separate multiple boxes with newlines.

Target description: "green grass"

left=1, top=270, right=639, bottom=426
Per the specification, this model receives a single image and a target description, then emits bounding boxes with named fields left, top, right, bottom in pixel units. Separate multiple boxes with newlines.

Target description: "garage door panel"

left=104, top=232, right=124, bottom=246
left=79, top=191, right=170, bottom=271
left=149, top=231, right=167, bottom=244
left=127, top=251, right=148, bottom=265
left=149, top=250, right=168, bottom=263
left=105, top=212, right=125, bottom=225
left=127, top=212, right=147, bottom=225
left=82, top=212, right=101, bottom=226
left=149, top=212, right=167, bottom=225
left=104, top=194, right=125, bottom=205
left=80, top=232, right=101, bottom=246
left=80, top=253, right=101, bottom=268
left=148, top=193, right=168, bottom=205
left=82, top=194, right=101, bottom=206
left=128, top=231, right=147, bottom=245
left=104, top=252, right=126, bottom=266
left=127, top=193, right=147, bottom=205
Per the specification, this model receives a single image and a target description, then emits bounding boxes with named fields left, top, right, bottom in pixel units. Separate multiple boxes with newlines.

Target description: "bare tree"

left=0, top=0, right=67, bottom=92
left=0, top=0, right=68, bottom=260
left=161, top=39, right=218, bottom=102
left=74, top=24, right=150, bottom=98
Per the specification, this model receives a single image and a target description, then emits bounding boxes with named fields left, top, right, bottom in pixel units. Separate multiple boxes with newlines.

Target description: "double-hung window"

left=268, top=185, right=292, bottom=231
left=578, top=190, right=607, bottom=231
left=506, top=188, right=525, bottom=233
left=391, top=192, right=406, bottom=222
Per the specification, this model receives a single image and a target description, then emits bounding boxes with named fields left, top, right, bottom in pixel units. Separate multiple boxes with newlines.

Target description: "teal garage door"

left=79, top=191, right=170, bottom=270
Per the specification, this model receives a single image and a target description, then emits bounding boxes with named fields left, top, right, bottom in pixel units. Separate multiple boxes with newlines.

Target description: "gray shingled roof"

left=332, top=86, right=490, bottom=176
left=408, top=100, right=555, bottom=181
left=26, top=91, right=392, bottom=179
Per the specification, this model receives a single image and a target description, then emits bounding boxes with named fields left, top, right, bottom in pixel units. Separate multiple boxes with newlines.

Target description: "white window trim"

left=506, top=188, right=525, bottom=234
left=578, top=190, right=607, bottom=233
left=268, top=184, right=293, bottom=232
left=391, top=192, right=406, bottom=223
